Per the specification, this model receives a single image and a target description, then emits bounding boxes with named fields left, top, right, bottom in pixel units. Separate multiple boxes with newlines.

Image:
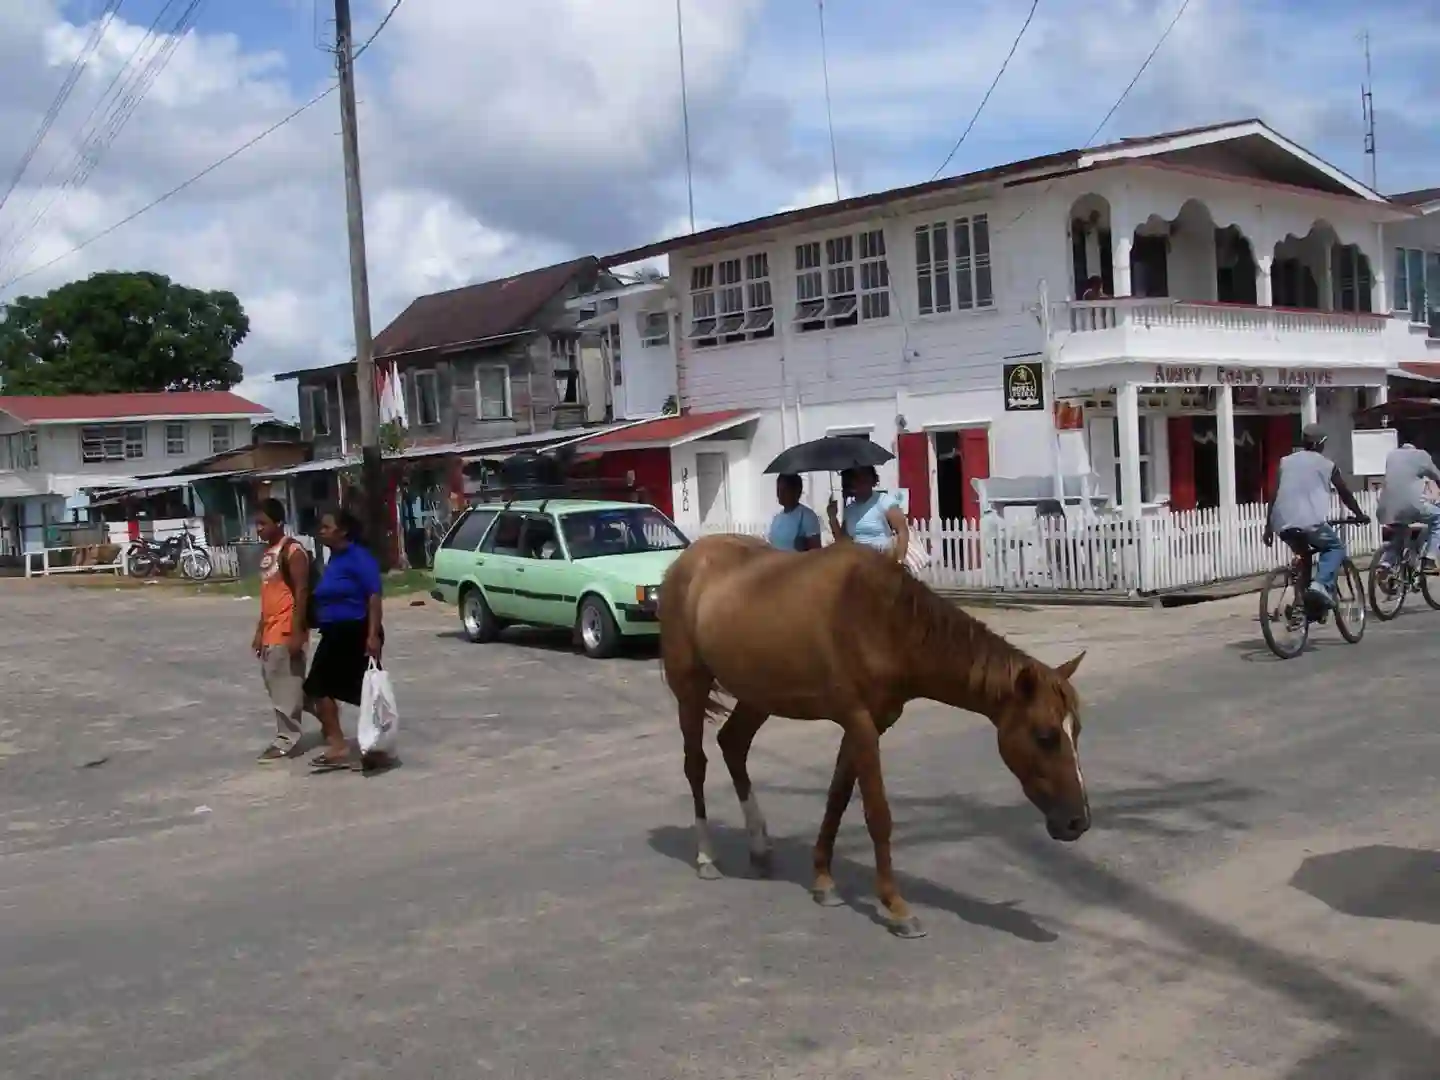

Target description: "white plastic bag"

left=358, top=659, right=400, bottom=755
left=902, top=532, right=932, bottom=575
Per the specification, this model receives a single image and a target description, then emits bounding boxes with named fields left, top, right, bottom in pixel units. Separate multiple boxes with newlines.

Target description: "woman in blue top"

left=826, top=466, right=910, bottom=564
left=303, top=507, right=385, bottom=771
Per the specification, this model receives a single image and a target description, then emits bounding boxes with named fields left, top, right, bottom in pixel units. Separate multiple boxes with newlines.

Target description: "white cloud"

left=0, top=0, right=1435, bottom=426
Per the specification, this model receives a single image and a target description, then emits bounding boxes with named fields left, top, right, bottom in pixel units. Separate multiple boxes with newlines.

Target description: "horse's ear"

left=1015, top=665, right=1041, bottom=702
left=1054, top=651, right=1086, bottom=680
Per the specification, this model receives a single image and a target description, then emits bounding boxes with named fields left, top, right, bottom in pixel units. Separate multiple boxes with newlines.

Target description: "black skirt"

left=304, top=620, right=380, bottom=706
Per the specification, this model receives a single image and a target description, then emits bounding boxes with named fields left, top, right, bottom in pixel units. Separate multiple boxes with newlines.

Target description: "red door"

left=896, top=432, right=931, bottom=522
left=1167, top=417, right=1196, bottom=511
left=1262, top=415, right=1293, bottom=500
left=960, top=429, right=990, bottom=523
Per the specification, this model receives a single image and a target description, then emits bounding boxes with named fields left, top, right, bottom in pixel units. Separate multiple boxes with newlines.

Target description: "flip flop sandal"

left=309, top=751, right=354, bottom=773
left=257, top=745, right=292, bottom=763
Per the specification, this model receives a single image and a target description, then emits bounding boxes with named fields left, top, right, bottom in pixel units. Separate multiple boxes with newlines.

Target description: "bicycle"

left=1366, top=522, right=1440, bottom=620
left=1258, top=517, right=1367, bottom=660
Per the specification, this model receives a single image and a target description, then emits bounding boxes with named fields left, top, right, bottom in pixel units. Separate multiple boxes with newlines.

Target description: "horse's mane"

left=845, top=547, right=1079, bottom=714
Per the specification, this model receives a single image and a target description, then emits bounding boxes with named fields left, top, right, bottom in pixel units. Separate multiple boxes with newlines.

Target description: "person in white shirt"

left=766, top=474, right=822, bottom=552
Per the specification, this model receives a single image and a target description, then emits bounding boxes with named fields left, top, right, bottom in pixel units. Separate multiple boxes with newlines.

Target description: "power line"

left=0, top=86, right=335, bottom=293
left=930, top=0, right=1040, bottom=181
left=996, top=0, right=1193, bottom=236
left=0, top=0, right=124, bottom=219
left=0, top=0, right=404, bottom=294
left=675, top=0, right=695, bottom=232
left=1083, top=0, right=1192, bottom=146
left=353, top=0, right=405, bottom=60
left=0, top=0, right=205, bottom=279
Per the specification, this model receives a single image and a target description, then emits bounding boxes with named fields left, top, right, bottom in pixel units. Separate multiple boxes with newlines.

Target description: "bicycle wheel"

left=1259, top=566, right=1308, bottom=659
left=1366, top=547, right=1407, bottom=621
left=1333, top=558, right=1366, bottom=644
left=1420, top=562, right=1440, bottom=610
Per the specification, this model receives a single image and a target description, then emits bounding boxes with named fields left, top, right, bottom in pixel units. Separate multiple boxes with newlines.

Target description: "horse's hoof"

left=696, top=862, right=724, bottom=880
left=749, top=851, right=774, bottom=879
left=888, top=915, right=927, bottom=939
left=811, top=885, right=845, bottom=908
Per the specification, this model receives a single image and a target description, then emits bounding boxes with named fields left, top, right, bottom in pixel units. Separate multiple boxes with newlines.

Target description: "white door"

left=1086, top=417, right=1117, bottom=503
left=695, top=452, right=730, bottom=529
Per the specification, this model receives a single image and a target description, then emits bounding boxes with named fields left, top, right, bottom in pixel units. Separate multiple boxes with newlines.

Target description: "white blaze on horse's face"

left=1062, top=713, right=1086, bottom=800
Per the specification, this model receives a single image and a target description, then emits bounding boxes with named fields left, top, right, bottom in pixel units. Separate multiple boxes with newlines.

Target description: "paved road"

left=1, top=580, right=1438, bottom=1079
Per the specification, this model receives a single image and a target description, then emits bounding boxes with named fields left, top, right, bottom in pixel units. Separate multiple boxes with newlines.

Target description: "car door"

left=476, top=510, right=526, bottom=618
left=511, top=514, right=576, bottom=628
left=432, top=507, right=497, bottom=603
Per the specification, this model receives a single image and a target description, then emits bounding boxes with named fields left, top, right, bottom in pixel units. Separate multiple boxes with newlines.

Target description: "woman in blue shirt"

left=303, top=508, right=385, bottom=771
left=826, top=466, right=910, bottom=564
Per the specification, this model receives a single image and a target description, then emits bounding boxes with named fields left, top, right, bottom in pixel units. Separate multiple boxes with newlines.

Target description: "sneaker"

left=1305, top=584, right=1335, bottom=610
left=1423, top=557, right=1439, bottom=575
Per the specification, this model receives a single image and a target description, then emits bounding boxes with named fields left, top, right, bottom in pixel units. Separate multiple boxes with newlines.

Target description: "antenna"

left=1361, top=29, right=1377, bottom=191
left=818, top=0, right=841, bottom=202
left=675, top=0, right=696, bottom=233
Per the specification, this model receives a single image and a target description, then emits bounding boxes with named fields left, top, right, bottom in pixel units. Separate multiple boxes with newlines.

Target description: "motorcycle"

left=127, top=528, right=213, bottom=581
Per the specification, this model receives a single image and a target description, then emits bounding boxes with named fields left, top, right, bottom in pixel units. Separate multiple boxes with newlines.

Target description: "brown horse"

left=659, top=533, right=1089, bottom=938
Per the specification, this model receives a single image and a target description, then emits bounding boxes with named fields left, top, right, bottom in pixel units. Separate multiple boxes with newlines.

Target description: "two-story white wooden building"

left=0, top=391, right=271, bottom=553
left=572, top=119, right=1416, bottom=543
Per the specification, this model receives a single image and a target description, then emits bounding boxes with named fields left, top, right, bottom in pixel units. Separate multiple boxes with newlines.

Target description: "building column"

left=1216, top=384, right=1237, bottom=513
left=1256, top=254, right=1274, bottom=307
left=1301, top=386, right=1319, bottom=428
left=1112, top=233, right=1134, bottom=298
left=1117, top=382, right=1143, bottom=519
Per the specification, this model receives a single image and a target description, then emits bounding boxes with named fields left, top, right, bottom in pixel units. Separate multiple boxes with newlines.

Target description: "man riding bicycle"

left=1263, top=423, right=1369, bottom=609
left=1376, top=442, right=1440, bottom=574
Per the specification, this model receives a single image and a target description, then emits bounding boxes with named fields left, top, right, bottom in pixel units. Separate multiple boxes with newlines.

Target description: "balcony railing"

left=1055, top=298, right=1388, bottom=368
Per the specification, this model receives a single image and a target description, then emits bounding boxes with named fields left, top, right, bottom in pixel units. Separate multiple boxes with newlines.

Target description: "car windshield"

left=561, top=507, right=688, bottom=559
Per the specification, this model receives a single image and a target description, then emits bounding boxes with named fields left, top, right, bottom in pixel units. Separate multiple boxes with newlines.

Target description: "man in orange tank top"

left=253, top=498, right=311, bottom=762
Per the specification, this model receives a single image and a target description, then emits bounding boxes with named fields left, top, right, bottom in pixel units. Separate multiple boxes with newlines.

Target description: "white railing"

left=683, top=489, right=1382, bottom=595
left=1061, top=298, right=1386, bottom=337
left=1057, top=298, right=1389, bottom=370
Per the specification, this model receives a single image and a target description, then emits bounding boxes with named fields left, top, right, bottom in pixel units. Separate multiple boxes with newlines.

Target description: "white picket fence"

left=686, top=489, right=1383, bottom=596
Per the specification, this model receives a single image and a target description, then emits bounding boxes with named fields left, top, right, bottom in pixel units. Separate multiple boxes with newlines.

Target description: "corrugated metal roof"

left=0, top=391, right=269, bottom=424
left=574, top=409, right=757, bottom=451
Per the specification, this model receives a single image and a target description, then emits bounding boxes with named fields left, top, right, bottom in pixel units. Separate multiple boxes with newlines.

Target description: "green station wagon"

left=429, top=499, right=690, bottom=658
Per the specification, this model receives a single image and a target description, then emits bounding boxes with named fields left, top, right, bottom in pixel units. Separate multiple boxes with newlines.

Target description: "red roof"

left=0, top=391, right=270, bottom=424
left=581, top=409, right=758, bottom=450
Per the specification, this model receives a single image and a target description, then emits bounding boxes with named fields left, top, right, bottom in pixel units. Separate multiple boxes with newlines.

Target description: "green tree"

left=0, top=270, right=248, bottom=394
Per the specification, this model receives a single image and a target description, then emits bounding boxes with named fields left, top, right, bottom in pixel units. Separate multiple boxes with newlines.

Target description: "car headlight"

left=635, top=585, right=660, bottom=605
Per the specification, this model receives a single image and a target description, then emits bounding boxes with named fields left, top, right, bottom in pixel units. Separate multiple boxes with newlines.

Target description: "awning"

left=568, top=409, right=759, bottom=453
left=83, top=469, right=247, bottom=494
left=1396, top=362, right=1440, bottom=383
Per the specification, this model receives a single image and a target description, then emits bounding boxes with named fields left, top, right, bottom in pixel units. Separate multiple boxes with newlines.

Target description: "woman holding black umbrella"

left=827, top=465, right=910, bottom=564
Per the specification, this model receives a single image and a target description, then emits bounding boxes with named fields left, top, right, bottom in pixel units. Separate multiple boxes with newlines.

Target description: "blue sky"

left=4, top=0, right=1438, bottom=413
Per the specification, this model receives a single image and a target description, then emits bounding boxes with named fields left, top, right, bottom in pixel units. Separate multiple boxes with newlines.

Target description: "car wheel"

left=460, top=586, right=501, bottom=643
left=576, top=594, right=621, bottom=659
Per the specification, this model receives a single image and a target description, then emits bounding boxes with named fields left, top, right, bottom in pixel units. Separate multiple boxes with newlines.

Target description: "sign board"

left=1351, top=427, right=1398, bottom=476
left=1003, top=361, right=1044, bottom=412
left=1143, top=364, right=1341, bottom=388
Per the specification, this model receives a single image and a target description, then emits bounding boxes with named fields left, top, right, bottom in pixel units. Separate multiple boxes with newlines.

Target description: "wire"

left=818, top=0, right=841, bottom=201
left=996, top=0, right=1193, bottom=235
left=1083, top=0, right=1192, bottom=146
left=0, top=0, right=124, bottom=218
left=676, top=0, right=695, bottom=232
left=0, top=85, right=336, bottom=293
left=930, top=0, right=1040, bottom=181
left=353, top=0, right=405, bottom=59
left=0, top=0, right=405, bottom=294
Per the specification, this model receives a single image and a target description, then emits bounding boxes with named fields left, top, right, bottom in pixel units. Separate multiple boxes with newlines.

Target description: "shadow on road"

left=432, top=626, right=660, bottom=663
left=647, top=822, right=1060, bottom=943
left=1290, top=846, right=1440, bottom=925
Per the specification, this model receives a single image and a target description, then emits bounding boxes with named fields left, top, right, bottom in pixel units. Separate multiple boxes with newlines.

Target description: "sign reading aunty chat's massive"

left=1143, top=364, right=1339, bottom=388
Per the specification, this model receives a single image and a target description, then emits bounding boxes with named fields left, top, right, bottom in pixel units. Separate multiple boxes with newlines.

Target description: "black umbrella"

left=763, top=436, right=894, bottom=475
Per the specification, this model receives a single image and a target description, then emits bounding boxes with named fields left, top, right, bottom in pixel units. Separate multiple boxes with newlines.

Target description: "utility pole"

left=333, top=0, right=387, bottom=567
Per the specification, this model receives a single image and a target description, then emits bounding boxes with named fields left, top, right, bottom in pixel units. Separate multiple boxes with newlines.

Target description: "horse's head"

left=994, top=652, right=1089, bottom=842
